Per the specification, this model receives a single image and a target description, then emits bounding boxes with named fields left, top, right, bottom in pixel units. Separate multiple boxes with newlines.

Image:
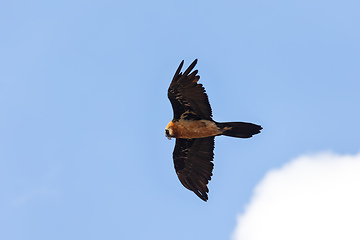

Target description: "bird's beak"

left=167, top=137, right=171, bottom=140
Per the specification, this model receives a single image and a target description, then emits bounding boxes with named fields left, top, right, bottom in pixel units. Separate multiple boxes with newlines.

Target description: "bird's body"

left=166, top=59, right=262, bottom=201
left=166, top=119, right=221, bottom=139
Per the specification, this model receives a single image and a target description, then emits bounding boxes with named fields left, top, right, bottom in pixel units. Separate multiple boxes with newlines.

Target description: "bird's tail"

left=216, top=122, right=262, bottom=138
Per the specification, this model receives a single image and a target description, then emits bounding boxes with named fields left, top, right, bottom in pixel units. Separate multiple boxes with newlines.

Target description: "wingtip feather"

left=183, top=59, right=198, bottom=76
left=172, top=60, right=184, bottom=81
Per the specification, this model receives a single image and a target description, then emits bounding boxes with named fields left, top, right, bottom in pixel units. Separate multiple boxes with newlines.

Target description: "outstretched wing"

left=173, top=137, right=215, bottom=201
left=168, top=59, right=212, bottom=121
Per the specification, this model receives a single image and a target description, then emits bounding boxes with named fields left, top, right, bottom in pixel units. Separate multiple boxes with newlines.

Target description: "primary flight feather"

left=166, top=59, right=262, bottom=201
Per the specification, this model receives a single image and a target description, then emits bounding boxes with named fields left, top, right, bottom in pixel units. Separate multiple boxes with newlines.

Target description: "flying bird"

left=165, top=59, right=262, bottom=201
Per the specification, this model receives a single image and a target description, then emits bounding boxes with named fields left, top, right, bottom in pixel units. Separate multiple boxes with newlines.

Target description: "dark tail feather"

left=216, top=122, right=262, bottom=138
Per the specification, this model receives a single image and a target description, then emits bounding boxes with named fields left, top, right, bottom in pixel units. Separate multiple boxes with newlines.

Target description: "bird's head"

left=165, top=129, right=173, bottom=140
left=165, top=121, right=175, bottom=140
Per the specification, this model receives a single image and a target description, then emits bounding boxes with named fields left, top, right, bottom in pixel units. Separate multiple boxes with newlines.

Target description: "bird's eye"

left=165, top=129, right=170, bottom=135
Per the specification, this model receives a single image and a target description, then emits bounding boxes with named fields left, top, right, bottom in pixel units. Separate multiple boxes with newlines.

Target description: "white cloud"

left=232, top=152, right=360, bottom=240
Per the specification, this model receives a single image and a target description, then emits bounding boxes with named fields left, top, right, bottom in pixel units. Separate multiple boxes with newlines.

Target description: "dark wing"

left=173, top=137, right=215, bottom=201
left=168, top=59, right=212, bottom=120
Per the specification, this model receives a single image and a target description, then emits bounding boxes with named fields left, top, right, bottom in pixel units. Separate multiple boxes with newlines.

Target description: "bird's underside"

left=166, top=59, right=262, bottom=201
left=166, top=119, right=221, bottom=139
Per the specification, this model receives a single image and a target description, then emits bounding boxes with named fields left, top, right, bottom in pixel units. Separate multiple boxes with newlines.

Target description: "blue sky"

left=1, top=0, right=359, bottom=239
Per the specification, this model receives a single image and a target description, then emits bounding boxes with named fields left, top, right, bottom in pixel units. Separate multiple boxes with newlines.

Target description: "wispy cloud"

left=232, top=152, right=360, bottom=240
left=12, top=185, right=60, bottom=206
left=10, top=164, right=62, bottom=207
